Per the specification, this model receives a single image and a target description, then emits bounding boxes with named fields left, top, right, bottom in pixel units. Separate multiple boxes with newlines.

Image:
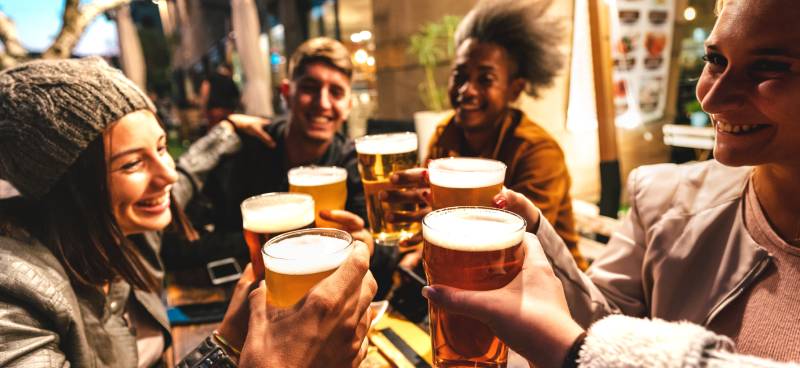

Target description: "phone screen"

left=210, top=262, right=240, bottom=278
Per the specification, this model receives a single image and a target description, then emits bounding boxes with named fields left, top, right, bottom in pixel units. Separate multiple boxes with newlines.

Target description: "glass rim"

left=287, top=165, right=347, bottom=173
left=354, top=131, right=417, bottom=144
left=428, top=157, right=507, bottom=173
left=240, top=192, right=313, bottom=211
left=422, top=206, right=527, bottom=234
left=262, top=227, right=354, bottom=260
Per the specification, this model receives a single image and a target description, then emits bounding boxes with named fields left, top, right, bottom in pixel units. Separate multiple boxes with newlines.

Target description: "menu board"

left=611, top=0, right=674, bottom=128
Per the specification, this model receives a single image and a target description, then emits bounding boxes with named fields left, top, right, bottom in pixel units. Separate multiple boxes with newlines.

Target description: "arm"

left=0, top=297, right=68, bottom=367
left=173, top=122, right=241, bottom=208
left=578, top=315, right=800, bottom=368
left=509, top=141, right=570, bottom=227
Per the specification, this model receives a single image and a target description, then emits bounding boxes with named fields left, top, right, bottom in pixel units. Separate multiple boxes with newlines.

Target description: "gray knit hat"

left=0, top=57, right=155, bottom=199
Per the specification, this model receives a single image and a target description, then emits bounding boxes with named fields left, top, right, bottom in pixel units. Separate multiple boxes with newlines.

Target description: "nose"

left=697, top=68, right=747, bottom=115
left=317, top=87, right=333, bottom=110
left=458, top=79, right=478, bottom=101
left=151, top=154, right=178, bottom=189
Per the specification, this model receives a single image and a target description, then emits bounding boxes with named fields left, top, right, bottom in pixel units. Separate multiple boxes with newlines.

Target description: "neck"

left=461, top=110, right=509, bottom=155
left=284, top=121, right=331, bottom=168
left=752, top=164, right=800, bottom=245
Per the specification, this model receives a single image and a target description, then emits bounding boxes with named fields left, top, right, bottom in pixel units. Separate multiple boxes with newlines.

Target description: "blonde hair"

left=288, top=37, right=353, bottom=80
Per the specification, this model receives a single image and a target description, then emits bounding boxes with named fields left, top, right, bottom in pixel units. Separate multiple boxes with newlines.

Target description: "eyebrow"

left=705, top=43, right=799, bottom=58
left=109, top=134, right=166, bottom=163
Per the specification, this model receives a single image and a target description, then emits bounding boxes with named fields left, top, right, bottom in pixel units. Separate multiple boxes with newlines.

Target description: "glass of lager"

left=422, top=207, right=526, bottom=368
left=240, top=193, right=315, bottom=279
left=288, top=166, right=348, bottom=228
left=262, top=228, right=353, bottom=308
left=355, top=132, right=419, bottom=246
left=428, top=157, right=506, bottom=209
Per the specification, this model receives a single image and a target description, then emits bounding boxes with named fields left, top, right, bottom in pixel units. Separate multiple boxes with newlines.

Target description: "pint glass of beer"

left=428, top=157, right=506, bottom=209
left=262, top=228, right=353, bottom=308
left=355, top=132, right=419, bottom=246
left=240, top=193, right=315, bottom=279
left=422, top=207, right=526, bottom=367
left=288, top=166, right=348, bottom=228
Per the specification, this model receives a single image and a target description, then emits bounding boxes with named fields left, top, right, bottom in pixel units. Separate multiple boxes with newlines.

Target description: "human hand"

left=493, top=188, right=540, bottom=233
left=224, top=113, right=275, bottom=148
left=215, top=263, right=259, bottom=353
left=421, top=233, right=584, bottom=368
left=319, top=209, right=375, bottom=255
left=380, top=168, right=431, bottom=248
left=239, top=240, right=377, bottom=368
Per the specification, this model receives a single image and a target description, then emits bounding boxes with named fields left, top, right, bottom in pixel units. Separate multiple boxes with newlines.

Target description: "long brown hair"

left=1, top=133, right=194, bottom=292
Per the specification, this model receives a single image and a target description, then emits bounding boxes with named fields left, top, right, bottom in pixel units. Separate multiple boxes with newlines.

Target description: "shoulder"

left=512, top=113, right=562, bottom=150
left=0, top=235, right=78, bottom=331
left=628, top=160, right=750, bottom=221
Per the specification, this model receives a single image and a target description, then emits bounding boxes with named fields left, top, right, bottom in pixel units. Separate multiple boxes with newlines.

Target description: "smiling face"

left=696, top=0, right=800, bottom=167
left=284, top=61, right=352, bottom=143
left=105, top=110, right=178, bottom=235
left=448, top=39, right=526, bottom=132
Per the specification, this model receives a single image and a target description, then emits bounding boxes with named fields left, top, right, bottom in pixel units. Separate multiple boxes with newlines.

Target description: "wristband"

left=562, top=331, right=587, bottom=368
left=175, top=335, right=237, bottom=368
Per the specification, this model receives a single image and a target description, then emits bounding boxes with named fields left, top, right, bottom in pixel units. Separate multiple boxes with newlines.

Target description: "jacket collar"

left=434, top=108, right=522, bottom=159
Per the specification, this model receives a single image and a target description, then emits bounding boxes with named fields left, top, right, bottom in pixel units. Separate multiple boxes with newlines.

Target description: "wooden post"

left=587, top=0, right=621, bottom=218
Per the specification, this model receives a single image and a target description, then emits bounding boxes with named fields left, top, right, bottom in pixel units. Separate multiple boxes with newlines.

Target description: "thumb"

left=256, top=130, right=276, bottom=149
left=422, top=285, right=495, bottom=323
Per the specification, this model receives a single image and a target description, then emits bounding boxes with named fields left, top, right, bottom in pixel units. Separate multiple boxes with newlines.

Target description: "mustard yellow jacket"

left=427, top=108, right=586, bottom=269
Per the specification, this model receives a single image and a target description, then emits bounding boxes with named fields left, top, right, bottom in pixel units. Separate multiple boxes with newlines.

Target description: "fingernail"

left=421, top=169, right=429, bottom=182
left=421, top=286, right=437, bottom=300
left=494, top=198, right=507, bottom=209
left=422, top=190, right=430, bottom=199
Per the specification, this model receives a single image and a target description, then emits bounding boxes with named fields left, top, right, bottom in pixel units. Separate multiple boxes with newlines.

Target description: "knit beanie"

left=0, top=57, right=155, bottom=199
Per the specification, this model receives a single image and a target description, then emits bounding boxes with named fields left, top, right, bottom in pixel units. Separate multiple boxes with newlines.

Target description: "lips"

left=134, top=193, right=170, bottom=213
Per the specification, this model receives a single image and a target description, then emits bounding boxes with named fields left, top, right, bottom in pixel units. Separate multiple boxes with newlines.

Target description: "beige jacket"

left=538, top=160, right=770, bottom=328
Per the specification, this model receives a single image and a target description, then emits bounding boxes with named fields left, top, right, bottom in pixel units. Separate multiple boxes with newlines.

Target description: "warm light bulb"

left=684, top=6, right=696, bottom=21
left=354, top=49, right=369, bottom=64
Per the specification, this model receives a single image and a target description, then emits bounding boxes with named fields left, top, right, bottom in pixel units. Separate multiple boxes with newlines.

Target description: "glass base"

left=434, top=359, right=506, bottom=368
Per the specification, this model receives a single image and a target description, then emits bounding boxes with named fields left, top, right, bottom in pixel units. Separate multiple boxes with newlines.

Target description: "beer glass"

left=288, top=166, right=348, bottom=228
left=240, top=193, right=315, bottom=279
left=422, top=207, right=526, bottom=368
left=427, top=157, right=506, bottom=209
left=262, top=228, right=353, bottom=308
left=355, top=132, right=419, bottom=246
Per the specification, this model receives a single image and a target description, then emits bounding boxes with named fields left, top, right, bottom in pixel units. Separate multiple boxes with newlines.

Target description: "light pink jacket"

left=539, top=160, right=771, bottom=328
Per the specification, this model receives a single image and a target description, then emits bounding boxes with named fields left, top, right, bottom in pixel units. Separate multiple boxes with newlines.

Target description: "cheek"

left=109, top=174, right=147, bottom=211
left=756, top=79, right=800, bottom=122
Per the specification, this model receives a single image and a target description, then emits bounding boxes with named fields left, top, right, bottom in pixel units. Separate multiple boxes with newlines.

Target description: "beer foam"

left=355, top=133, right=418, bottom=155
left=428, top=158, right=506, bottom=188
left=242, top=201, right=314, bottom=233
left=263, top=234, right=351, bottom=275
left=288, top=167, right=347, bottom=186
left=423, top=208, right=525, bottom=251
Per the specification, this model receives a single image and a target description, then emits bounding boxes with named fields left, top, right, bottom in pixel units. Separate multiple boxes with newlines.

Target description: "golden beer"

left=355, top=132, right=420, bottom=246
left=262, top=228, right=353, bottom=308
left=241, top=193, right=315, bottom=279
left=422, top=207, right=526, bottom=368
left=288, top=166, right=348, bottom=228
left=428, top=158, right=506, bottom=210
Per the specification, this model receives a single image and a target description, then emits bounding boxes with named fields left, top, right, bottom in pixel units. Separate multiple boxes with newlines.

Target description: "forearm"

left=534, top=214, right=615, bottom=327
left=173, top=123, right=241, bottom=208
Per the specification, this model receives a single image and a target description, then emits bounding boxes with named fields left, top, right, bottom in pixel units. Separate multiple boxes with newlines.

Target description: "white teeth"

left=139, top=195, right=167, bottom=206
left=717, top=122, right=762, bottom=134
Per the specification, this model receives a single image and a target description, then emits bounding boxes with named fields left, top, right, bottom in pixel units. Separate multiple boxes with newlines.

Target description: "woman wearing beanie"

left=0, top=57, right=376, bottom=368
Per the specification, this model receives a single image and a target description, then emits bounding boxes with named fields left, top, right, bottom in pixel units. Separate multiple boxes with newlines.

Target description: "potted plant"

left=407, top=15, right=461, bottom=161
